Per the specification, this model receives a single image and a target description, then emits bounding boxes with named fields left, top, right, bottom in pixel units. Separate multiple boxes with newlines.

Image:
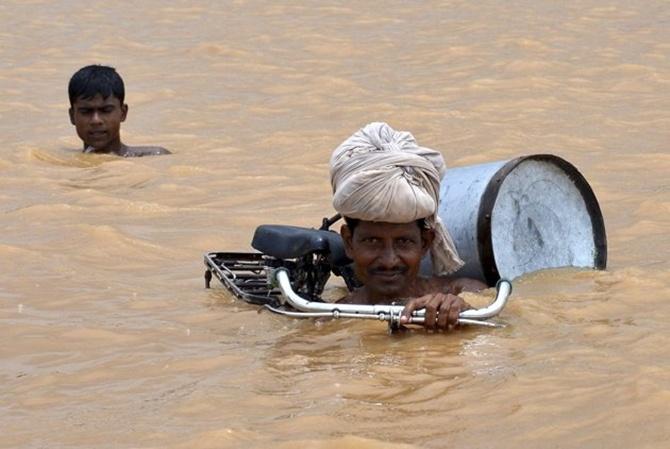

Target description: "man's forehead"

left=355, top=220, right=422, bottom=235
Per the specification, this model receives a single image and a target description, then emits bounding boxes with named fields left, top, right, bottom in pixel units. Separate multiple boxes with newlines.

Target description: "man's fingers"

left=437, top=294, right=467, bottom=330
left=448, top=295, right=461, bottom=328
left=423, top=295, right=443, bottom=330
left=400, top=297, right=425, bottom=324
left=437, top=298, right=451, bottom=330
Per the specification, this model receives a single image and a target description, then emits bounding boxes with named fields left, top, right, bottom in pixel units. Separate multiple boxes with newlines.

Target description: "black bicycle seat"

left=251, top=225, right=351, bottom=266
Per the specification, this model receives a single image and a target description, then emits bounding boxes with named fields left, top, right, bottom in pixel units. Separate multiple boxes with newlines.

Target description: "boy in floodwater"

left=68, top=65, right=171, bottom=157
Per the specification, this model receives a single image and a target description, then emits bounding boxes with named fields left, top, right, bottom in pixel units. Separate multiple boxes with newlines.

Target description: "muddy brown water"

left=1, top=1, right=669, bottom=448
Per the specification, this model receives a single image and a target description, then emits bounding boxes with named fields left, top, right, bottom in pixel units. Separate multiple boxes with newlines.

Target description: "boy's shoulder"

left=119, top=145, right=171, bottom=157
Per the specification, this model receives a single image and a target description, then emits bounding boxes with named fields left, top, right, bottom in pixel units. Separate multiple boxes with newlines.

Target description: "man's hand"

left=400, top=293, right=472, bottom=331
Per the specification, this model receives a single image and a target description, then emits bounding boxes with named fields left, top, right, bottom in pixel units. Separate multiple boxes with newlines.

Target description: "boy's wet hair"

left=68, top=65, right=125, bottom=106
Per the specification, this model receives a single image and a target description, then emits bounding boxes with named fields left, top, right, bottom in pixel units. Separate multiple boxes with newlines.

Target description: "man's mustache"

left=368, top=266, right=408, bottom=276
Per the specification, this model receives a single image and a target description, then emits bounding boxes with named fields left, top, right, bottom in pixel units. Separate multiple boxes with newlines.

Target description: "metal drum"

left=437, top=154, right=607, bottom=285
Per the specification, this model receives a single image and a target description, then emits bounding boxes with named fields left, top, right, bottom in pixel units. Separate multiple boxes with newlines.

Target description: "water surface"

left=1, top=1, right=669, bottom=448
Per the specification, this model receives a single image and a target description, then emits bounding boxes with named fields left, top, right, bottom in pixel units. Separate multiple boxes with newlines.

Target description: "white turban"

left=330, top=122, right=464, bottom=275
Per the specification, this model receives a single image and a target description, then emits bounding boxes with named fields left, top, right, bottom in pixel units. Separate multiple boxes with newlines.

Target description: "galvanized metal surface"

left=439, top=155, right=607, bottom=284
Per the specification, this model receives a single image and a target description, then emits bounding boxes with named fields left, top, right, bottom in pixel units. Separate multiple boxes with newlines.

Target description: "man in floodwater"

left=68, top=65, right=171, bottom=157
left=330, top=122, right=485, bottom=331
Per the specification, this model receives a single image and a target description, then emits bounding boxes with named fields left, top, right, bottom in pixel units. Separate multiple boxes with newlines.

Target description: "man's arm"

left=447, top=277, right=487, bottom=295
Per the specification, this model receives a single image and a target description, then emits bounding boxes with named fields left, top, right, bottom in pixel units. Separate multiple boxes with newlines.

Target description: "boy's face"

left=69, top=94, right=127, bottom=153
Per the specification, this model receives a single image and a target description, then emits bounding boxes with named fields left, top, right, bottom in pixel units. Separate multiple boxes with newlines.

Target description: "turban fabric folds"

left=330, top=122, right=464, bottom=275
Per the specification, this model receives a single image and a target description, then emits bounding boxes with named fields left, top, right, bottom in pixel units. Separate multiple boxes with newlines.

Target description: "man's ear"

left=69, top=107, right=75, bottom=125
left=340, top=224, right=354, bottom=258
left=120, top=103, right=128, bottom=122
left=421, top=228, right=435, bottom=254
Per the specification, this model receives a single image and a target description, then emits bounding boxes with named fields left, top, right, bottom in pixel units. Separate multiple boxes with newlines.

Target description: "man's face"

left=341, top=220, right=433, bottom=302
left=69, top=94, right=127, bottom=152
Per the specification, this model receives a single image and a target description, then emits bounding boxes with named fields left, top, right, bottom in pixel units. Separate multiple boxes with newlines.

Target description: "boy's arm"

left=122, top=146, right=171, bottom=157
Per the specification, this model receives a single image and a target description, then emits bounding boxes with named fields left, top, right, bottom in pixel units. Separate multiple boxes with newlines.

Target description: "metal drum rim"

left=476, top=154, right=607, bottom=285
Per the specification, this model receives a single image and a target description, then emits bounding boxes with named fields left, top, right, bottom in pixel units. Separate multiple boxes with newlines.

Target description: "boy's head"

left=68, top=65, right=128, bottom=153
left=68, top=65, right=125, bottom=106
